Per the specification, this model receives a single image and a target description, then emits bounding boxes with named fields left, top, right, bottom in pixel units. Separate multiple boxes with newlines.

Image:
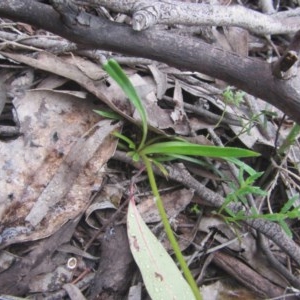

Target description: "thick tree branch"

left=77, top=0, right=300, bottom=34
left=272, top=30, right=300, bottom=79
left=1, top=0, right=300, bottom=123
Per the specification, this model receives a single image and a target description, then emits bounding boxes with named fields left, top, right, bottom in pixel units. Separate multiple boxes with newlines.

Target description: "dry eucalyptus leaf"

left=85, top=201, right=117, bottom=229
left=137, top=188, right=194, bottom=223
left=0, top=250, right=17, bottom=273
left=29, top=265, right=74, bottom=293
left=0, top=51, right=190, bottom=135
left=127, top=198, right=195, bottom=300
left=0, top=87, right=121, bottom=247
left=0, top=51, right=134, bottom=121
left=148, top=64, right=168, bottom=99
left=129, top=74, right=191, bottom=135
left=35, top=74, right=69, bottom=89
left=65, top=55, right=107, bottom=81
left=63, top=283, right=87, bottom=300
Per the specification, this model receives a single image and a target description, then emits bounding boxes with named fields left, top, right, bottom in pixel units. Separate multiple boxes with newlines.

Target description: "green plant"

left=99, top=59, right=260, bottom=300
left=215, top=86, right=245, bottom=128
left=222, top=86, right=245, bottom=107
left=217, top=163, right=300, bottom=237
left=219, top=166, right=267, bottom=215
left=278, top=123, right=300, bottom=155
left=222, top=195, right=300, bottom=238
left=230, top=109, right=276, bottom=141
left=189, top=203, right=202, bottom=215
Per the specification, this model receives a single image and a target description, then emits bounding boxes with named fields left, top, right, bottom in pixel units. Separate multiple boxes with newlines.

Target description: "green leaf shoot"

left=103, top=59, right=148, bottom=150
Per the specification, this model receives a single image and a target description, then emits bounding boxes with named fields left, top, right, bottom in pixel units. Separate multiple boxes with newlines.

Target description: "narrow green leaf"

left=112, top=131, right=136, bottom=150
left=127, top=198, right=196, bottom=300
left=244, top=171, right=264, bottom=185
left=237, top=186, right=267, bottom=197
left=103, top=59, right=148, bottom=148
left=166, top=154, right=225, bottom=178
left=280, top=195, right=299, bottom=214
left=286, top=207, right=300, bottom=219
left=151, top=159, right=169, bottom=177
left=278, top=220, right=293, bottom=237
left=224, top=207, right=237, bottom=218
left=94, top=109, right=121, bottom=120
left=278, top=123, right=300, bottom=154
left=226, top=157, right=257, bottom=176
left=150, top=153, right=224, bottom=178
left=238, top=168, right=246, bottom=186
left=116, top=142, right=129, bottom=151
left=141, top=141, right=259, bottom=158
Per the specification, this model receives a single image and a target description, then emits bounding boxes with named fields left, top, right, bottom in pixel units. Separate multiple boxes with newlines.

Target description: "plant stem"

left=141, top=154, right=203, bottom=300
left=278, top=123, right=300, bottom=155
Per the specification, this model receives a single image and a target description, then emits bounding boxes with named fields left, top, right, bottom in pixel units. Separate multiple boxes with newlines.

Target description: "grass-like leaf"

left=280, top=195, right=298, bottom=214
left=166, top=154, right=225, bottom=178
left=278, top=220, right=293, bottom=237
left=112, top=131, right=136, bottom=150
left=103, top=59, right=148, bottom=149
left=94, top=109, right=122, bottom=120
left=278, top=123, right=300, bottom=154
left=244, top=171, right=265, bottom=185
left=151, top=158, right=169, bottom=177
left=226, top=157, right=257, bottom=176
left=141, top=141, right=259, bottom=158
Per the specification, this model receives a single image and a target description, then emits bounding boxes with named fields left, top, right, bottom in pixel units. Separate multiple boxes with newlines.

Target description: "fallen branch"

left=76, top=0, right=300, bottom=34
left=1, top=0, right=300, bottom=123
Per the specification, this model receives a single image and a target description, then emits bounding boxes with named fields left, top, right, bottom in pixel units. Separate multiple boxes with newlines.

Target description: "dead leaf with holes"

left=0, top=85, right=121, bottom=247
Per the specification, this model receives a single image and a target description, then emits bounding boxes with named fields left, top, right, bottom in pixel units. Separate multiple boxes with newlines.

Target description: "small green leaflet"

left=94, top=109, right=121, bottom=120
